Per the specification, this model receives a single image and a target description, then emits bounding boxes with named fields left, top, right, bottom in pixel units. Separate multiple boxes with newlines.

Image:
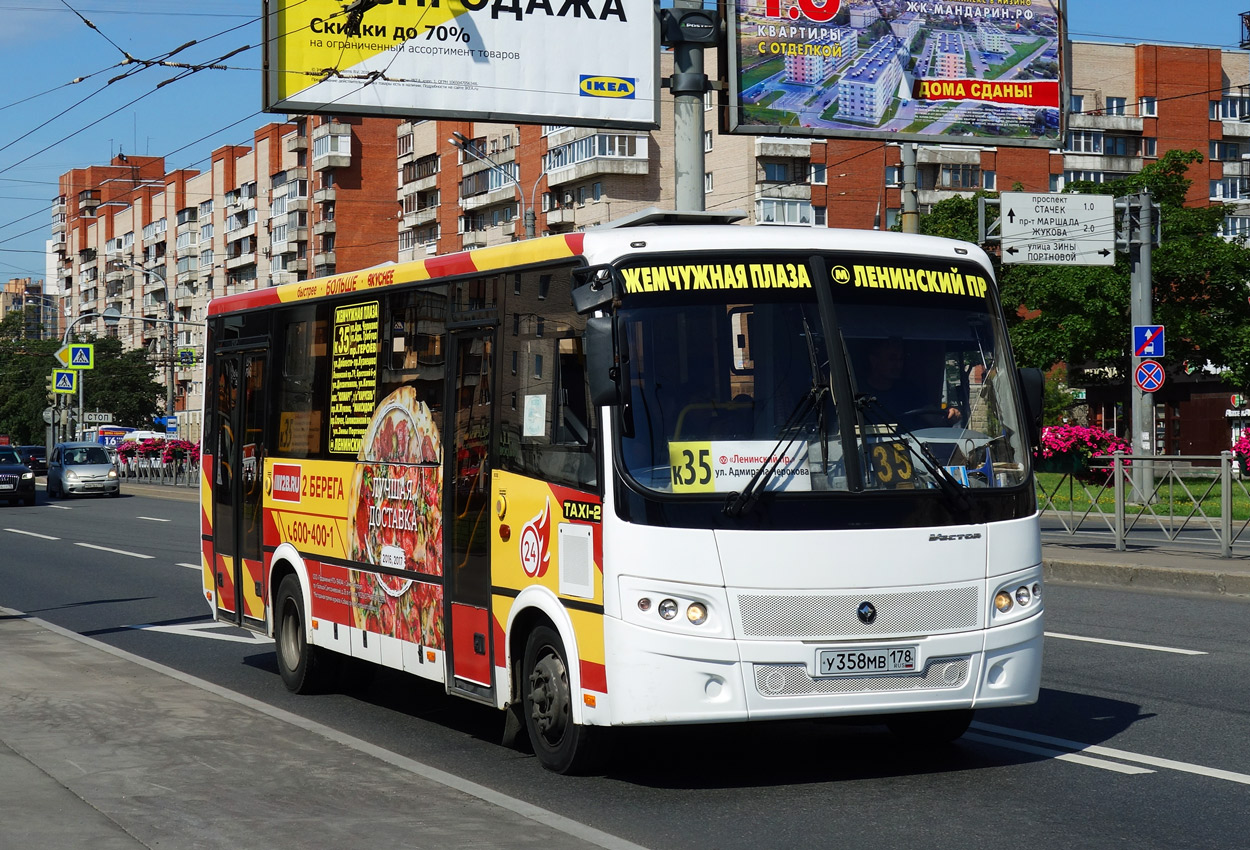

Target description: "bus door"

left=211, top=348, right=268, bottom=630
left=445, top=328, right=496, bottom=700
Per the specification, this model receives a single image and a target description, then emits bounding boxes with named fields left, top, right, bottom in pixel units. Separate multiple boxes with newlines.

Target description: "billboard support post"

left=901, top=144, right=919, bottom=234
left=667, top=0, right=712, bottom=213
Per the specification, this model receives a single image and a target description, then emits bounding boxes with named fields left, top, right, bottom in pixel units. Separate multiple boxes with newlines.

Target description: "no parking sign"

left=1134, top=360, right=1165, bottom=393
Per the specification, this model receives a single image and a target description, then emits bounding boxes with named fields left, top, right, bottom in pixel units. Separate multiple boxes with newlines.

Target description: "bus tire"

left=274, top=574, right=335, bottom=694
left=886, top=709, right=975, bottom=746
left=521, top=625, right=599, bottom=774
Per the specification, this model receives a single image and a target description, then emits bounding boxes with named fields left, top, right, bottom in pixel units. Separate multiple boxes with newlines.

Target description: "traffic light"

left=45, top=373, right=55, bottom=403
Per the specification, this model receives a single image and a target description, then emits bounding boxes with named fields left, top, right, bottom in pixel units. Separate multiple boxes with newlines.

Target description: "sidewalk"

left=0, top=611, right=643, bottom=850
left=1042, top=539, right=1250, bottom=597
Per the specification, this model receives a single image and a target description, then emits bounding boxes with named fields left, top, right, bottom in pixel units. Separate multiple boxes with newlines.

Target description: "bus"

left=201, top=214, right=1044, bottom=773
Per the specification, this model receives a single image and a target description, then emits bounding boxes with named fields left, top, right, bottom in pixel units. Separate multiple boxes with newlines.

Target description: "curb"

left=1044, top=558, right=1250, bottom=598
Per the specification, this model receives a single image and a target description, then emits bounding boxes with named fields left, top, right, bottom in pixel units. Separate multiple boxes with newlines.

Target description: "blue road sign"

left=1133, top=325, right=1165, bottom=358
left=1135, top=359, right=1165, bottom=393
left=53, top=369, right=76, bottom=393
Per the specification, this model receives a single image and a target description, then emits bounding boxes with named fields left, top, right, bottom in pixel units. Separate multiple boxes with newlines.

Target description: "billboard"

left=725, top=0, right=1065, bottom=146
left=264, top=0, right=658, bottom=130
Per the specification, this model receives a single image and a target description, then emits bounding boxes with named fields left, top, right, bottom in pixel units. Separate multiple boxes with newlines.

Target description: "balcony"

left=312, top=219, right=336, bottom=236
left=286, top=134, right=308, bottom=152
left=754, top=137, right=812, bottom=159
left=176, top=267, right=199, bottom=285
left=1067, top=112, right=1144, bottom=133
left=287, top=198, right=308, bottom=213
left=461, top=230, right=488, bottom=249
left=462, top=185, right=517, bottom=211
left=313, top=187, right=336, bottom=205
left=545, top=207, right=577, bottom=228
left=403, top=206, right=439, bottom=228
left=312, top=250, right=336, bottom=268
left=225, top=252, right=256, bottom=270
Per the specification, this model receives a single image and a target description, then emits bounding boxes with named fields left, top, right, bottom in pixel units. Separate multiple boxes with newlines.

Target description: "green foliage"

left=0, top=319, right=163, bottom=444
left=915, top=149, right=1250, bottom=391
left=1043, top=365, right=1080, bottom=425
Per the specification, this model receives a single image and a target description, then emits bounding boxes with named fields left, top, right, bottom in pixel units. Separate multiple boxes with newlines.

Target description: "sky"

left=1, top=0, right=1248, bottom=285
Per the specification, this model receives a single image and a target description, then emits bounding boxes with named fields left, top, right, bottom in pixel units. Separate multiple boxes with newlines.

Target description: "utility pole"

left=1124, top=190, right=1158, bottom=503
left=900, top=144, right=919, bottom=234
left=166, top=300, right=176, bottom=416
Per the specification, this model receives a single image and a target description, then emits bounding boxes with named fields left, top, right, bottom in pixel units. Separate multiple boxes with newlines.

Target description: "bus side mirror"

left=585, top=316, right=620, bottom=407
left=1018, top=367, right=1044, bottom=451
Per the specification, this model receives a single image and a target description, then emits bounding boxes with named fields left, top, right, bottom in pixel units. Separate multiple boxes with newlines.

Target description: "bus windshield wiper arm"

left=723, top=383, right=827, bottom=519
left=855, top=394, right=971, bottom=515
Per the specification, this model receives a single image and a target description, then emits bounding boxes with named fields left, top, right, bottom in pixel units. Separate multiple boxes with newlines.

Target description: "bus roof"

left=207, top=226, right=993, bottom=317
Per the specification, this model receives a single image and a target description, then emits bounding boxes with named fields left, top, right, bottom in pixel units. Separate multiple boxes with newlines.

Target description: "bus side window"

left=379, top=286, right=448, bottom=419
left=498, top=267, right=598, bottom=491
left=274, top=305, right=329, bottom=458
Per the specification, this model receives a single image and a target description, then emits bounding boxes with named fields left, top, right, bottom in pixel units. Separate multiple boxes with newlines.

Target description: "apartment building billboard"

left=725, top=0, right=1065, bottom=146
left=263, top=0, right=658, bottom=129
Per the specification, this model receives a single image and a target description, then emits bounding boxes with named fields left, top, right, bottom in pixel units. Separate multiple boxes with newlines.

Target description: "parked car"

left=47, top=441, right=120, bottom=498
left=16, top=445, right=47, bottom=475
left=0, top=445, right=36, bottom=505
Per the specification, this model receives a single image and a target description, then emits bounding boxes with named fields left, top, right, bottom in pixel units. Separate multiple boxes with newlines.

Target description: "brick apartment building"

left=50, top=40, right=1250, bottom=451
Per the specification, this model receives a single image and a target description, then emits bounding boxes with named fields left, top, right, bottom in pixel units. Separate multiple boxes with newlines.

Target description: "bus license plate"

left=817, top=645, right=918, bottom=676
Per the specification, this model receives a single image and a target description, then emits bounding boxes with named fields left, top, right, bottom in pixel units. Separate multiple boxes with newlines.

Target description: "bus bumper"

left=601, top=613, right=1041, bottom=726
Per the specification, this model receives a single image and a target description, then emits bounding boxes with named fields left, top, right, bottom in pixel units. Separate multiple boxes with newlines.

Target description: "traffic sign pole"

left=1129, top=190, right=1155, bottom=507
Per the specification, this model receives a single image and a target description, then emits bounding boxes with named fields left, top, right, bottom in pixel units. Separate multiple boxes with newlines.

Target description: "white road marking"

left=1045, top=631, right=1207, bottom=656
left=176, top=562, right=201, bottom=571
left=5, top=528, right=59, bottom=540
left=974, top=723, right=1250, bottom=785
left=129, top=622, right=267, bottom=644
left=45, top=504, right=71, bottom=510
left=74, top=542, right=154, bottom=559
left=136, top=516, right=171, bottom=522
left=964, top=732, right=1154, bottom=775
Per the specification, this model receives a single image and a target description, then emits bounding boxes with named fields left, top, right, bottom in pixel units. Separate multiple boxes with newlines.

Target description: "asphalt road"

left=1, top=488, right=1247, bottom=849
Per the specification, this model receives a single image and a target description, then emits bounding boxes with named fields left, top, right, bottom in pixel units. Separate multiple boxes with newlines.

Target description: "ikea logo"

left=579, top=75, right=636, bottom=99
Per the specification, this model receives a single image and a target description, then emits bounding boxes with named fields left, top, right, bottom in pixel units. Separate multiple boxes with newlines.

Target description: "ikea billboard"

left=263, top=0, right=659, bottom=129
left=724, top=0, right=1066, bottom=146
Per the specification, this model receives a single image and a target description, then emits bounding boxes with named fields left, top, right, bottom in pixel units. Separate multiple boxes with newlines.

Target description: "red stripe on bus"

left=424, top=252, right=478, bottom=279
left=207, top=287, right=282, bottom=316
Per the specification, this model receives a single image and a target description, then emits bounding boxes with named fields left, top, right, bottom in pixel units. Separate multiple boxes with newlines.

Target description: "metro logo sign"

left=763, top=0, right=840, bottom=22
left=272, top=464, right=302, bottom=503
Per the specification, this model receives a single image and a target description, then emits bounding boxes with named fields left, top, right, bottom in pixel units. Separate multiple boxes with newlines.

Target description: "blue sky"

left=0, top=0, right=1247, bottom=283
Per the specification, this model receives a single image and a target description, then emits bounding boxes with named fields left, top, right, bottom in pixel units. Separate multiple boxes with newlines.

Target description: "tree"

left=915, top=150, right=1250, bottom=390
left=0, top=315, right=164, bottom=444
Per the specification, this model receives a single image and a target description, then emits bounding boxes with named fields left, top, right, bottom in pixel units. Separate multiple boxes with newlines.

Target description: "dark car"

left=16, top=445, right=47, bottom=475
left=0, top=445, right=36, bottom=506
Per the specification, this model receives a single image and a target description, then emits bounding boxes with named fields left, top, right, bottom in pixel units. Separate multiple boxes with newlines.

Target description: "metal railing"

left=1037, top=452, right=1250, bottom=558
left=118, top=456, right=199, bottom=488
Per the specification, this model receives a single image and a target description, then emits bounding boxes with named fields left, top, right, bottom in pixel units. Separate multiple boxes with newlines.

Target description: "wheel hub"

left=529, top=652, right=570, bottom=743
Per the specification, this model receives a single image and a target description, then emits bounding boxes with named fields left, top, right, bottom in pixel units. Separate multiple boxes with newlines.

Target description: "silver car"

left=47, top=442, right=120, bottom=498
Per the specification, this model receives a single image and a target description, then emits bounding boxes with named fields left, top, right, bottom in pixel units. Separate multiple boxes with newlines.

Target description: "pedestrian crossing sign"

left=53, top=369, right=77, bottom=393
left=54, top=342, right=94, bottom=369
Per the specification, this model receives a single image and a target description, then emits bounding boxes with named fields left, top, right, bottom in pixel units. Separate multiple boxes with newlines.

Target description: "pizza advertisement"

left=346, top=386, right=446, bottom=649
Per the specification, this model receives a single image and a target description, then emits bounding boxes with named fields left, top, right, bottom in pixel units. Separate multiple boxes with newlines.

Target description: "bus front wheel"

left=521, top=625, right=599, bottom=774
left=886, top=709, right=975, bottom=746
left=274, top=575, right=335, bottom=694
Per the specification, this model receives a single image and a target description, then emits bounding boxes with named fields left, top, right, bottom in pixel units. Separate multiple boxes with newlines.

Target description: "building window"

left=704, top=131, right=713, bottom=153
left=704, top=171, right=714, bottom=193
left=1210, top=141, right=1242, bottom=162
left=756, top=198, right=814, bottom=225
left=762, top=161, right=791, bottom=182
left=809, top=162, right=827, bottom=185
left=982, top=170, right=996, bottom=190
left=1212, top=97, right=1250, bottom=120
left=1143, top=137, right=1157, bottom=157
left=1139, top=96, right=1157, bottom=117
left=813, top=206, right=826, bottom=226
left=1105, top=135, right=1143, bottom=157
left=1221, top=216, right=1250, bottom=239
left=1049, top=173, right=1063, bottom=192
left=938, top=163, right=980, bottom=190
left=885, top=166, right=901, bottom=186
left=1211, top=177, right=1245, bottom=200
left=1105, top=97, right=1126, bottom=116
left=1066, top=170, right=1105, bottom=185
left=1065, top=130, right=1103, bottom=154
left=1070, top=94, right=1084, bottom=113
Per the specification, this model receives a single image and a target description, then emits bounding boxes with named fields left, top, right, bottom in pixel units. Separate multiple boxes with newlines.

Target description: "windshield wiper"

left=855, top=394, right=972, bottom=515
left=725, top=317, right=829, bottom=519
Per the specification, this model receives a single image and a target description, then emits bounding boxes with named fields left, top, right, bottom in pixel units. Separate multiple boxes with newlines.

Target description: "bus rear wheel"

left=886, top=709, right=975, bottom=746
left=274, top=575, right=335, bottom=694
left=522, top=625, right=599, bottom=774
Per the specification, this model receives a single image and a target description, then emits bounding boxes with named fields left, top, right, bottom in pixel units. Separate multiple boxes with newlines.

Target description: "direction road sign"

left=54, top=343, right=94, bottom=369
left=1135, top=360, right=1166, bottom=393
left=1133, top=324, right=1165, bottom=358
left=1000, top=192, right=1116, bottom=266
left=52, top=369, right=77, bottom=393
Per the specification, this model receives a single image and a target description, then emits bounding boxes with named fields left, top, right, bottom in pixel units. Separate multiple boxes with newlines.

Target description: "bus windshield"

left=616, top=251, right=1030, bottom=496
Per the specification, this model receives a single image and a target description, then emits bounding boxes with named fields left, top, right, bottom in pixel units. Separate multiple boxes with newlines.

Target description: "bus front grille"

left=753, top=656, right=970, bottom=697
left=737, top=586, right=980, bottom=639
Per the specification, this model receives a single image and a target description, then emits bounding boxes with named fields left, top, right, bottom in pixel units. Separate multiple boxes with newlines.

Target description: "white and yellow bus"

left=202, top=214, right=1045, bottom=773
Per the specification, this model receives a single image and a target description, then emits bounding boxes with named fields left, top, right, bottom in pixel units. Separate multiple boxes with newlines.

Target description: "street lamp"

left=449, top=131, right=566, bottom=241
